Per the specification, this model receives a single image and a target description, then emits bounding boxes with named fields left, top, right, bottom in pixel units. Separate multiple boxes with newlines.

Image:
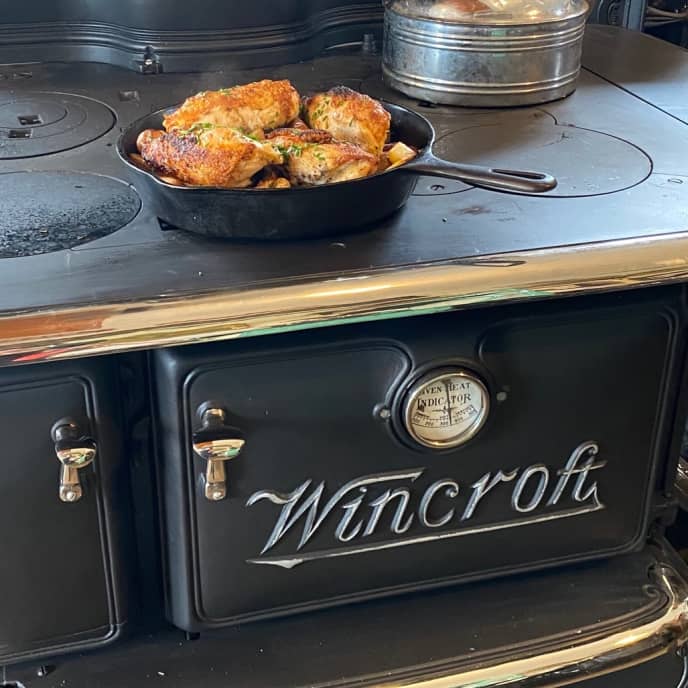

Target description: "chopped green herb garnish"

left=175, top=121, right=215, bottom=142
left=178, top=121, right=214, bottom=136
left=234, top=128, right=260, bottom=141
left=276, top=142, right=329, bottom=161
left=276, top=144, right=304, bottom=158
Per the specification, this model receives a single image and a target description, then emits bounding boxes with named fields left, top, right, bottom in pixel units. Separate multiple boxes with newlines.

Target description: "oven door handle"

left=192, top=404, right=244, bottom=502
left=52, top=418, right=97, bottom=503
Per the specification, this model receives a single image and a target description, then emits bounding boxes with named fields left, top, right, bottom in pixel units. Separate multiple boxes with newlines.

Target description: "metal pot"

left=382, top=0, right=590, bottom=107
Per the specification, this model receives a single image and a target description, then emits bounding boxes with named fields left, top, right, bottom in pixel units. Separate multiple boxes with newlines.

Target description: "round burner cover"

left=434, top=116, right=652, bottom=197
left=0, top=171, right=140, bottom=258
left=0, top=92, right=115, bottom=159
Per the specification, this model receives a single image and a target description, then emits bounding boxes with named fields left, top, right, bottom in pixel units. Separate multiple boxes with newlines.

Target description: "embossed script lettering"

left=246, top=441, right=606, bottom=569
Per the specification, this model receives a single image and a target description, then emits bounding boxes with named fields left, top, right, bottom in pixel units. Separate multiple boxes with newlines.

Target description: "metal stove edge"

left=0, top=230, right=686, bottom=368
left=5, top=538, right=688, bottom=687
left=335, top=543, right=688, bottom=688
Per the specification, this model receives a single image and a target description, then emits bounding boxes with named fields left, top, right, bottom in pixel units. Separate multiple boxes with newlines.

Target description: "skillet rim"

left=115, top=100, right=435, bottom=194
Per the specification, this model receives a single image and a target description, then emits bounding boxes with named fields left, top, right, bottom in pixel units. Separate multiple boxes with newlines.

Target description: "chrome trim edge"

left=1, top=231, right=688, bottom=366
left=247, top=503, right=606, bottom=569
left=676, top=458, right=688, bottom=511
left=340, top=560, right=688, bottom=688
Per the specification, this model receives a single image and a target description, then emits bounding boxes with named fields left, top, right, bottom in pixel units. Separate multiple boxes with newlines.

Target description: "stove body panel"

left=154, top=288, right=687, bottom=631
left=0, top=359, right=131, bottom=664
left=0, top=1, right=383, bottom=74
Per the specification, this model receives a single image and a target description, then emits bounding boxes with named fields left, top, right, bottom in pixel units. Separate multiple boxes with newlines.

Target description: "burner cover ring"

left=0, top=92, right=115, bottom=159
left=433, top=117, right=652, bottom=198
left=0, top=171, right=141, bottom=258
left=0, top=98, right=68, bottom=128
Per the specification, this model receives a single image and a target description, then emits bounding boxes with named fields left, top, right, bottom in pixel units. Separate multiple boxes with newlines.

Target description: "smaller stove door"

left=0, top=360, right=128, bottom=665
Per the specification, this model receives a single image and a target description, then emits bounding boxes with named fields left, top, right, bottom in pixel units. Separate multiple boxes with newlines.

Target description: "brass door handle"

left=52, top=420, right=97, bottom=503
left=192, top=406, right=244, bottom=502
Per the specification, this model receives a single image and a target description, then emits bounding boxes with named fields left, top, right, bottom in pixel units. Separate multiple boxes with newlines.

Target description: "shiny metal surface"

left=675, top=458, right=688, bottom=511
left=52, top=421, right=97, bottom=503
left=192, top=407, right=245, bottom=502
left=0, top=232, right=687, bottom=367
left=383, top=0, right=588, bottom=23
left=245, top=442, right=606, bottom=569
left=382, top=4, right=589, bottom=106
left=355, top=562, right=688, bottom=687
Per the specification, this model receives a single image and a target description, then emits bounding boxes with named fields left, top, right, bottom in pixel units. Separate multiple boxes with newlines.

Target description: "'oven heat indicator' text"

left=403, top=370, right=490, bottom=448
left=245, top=440, right=606, bottom=569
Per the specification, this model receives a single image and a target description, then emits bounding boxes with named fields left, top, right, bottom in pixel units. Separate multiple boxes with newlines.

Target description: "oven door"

left=153, top=288, right=686, bottom=631
left=0, top=359, right=129, bottom=664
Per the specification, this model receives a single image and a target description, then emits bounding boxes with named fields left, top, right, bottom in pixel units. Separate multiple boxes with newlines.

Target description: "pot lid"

left=384, top=0, right=589, bottom=24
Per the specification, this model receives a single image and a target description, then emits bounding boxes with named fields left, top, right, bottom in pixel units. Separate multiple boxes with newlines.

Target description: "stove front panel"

left=0, top=359, right=130, bottom=664
left=154, top=289, right=685, bottom=631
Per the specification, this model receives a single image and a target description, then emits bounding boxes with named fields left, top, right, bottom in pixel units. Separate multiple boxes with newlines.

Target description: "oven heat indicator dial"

left=403, top=369, right=489, bottom=449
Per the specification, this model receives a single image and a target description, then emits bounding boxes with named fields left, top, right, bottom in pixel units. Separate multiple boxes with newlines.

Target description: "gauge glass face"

left=403, top=370, right=489, bottom=449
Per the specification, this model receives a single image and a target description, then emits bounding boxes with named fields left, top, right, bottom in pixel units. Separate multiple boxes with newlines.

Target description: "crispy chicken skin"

left=255, top=168, right=291, bottom=189
left=267, top=129, right=377, bottom=186
left=266, top=128, right=334, bottom=145
left=302, top=86, right=391, bottom=157
left=163, top=79, right=300, bottom=134
left=288, top=117, right=310, bottom=131
left=137, top=126, right=283, bottom=188
left=130, top=81, right=400, bottom=188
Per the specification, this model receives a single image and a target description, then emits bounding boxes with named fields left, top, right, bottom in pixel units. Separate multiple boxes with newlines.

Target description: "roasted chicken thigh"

left=267, top=128, right=378, bottom=185
left=302, top=86, right=391, bottom=157
left=137, top=125, right=283, bottom=188
left=128, top=80, right=413, bottom=189
left=163, top=79, right=300, bottom=135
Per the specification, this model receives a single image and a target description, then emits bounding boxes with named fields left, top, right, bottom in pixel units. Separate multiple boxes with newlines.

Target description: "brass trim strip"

left=1, top=231, right=688, bottom=366
left=340, top=562, right=688, bottom=688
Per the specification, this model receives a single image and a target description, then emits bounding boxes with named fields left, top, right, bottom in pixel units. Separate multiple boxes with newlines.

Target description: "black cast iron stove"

left=1, top=21, right=688, bottom=688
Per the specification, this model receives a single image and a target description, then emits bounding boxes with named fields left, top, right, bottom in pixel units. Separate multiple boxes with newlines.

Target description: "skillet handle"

left=401, top=152, right=557, bottom=194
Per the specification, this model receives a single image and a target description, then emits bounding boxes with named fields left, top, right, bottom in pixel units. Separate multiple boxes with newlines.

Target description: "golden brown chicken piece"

left=163, top=79, right=300, bottom=134
left=266, top=128, right=377, bottom=186
left=267, top=128, right=334, bottom=145
left=302, top=86, right=391, bottom=157
left=136, top=125, right=282, bottom=188
left=288, top=117, right=310, bottom=131
left=255, top=170, right=291, bottom=189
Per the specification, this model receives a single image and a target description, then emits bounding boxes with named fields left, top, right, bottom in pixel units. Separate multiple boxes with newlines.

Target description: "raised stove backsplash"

left=0, top=0, right=383, bottom=73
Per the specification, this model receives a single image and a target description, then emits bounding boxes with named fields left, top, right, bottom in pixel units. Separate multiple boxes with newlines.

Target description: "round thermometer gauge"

left=402, top=369, right=489, bottom=449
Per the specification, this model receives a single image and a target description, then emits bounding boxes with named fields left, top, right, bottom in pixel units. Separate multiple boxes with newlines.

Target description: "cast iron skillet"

left=117, top=101, right=557, bottom=240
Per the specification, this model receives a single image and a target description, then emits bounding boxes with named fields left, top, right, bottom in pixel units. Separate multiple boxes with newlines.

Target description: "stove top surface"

left=0, top=26, right=687, bottom=314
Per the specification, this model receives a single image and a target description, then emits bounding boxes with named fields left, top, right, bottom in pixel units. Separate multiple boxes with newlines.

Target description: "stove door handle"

left=192, top=405, right=245, bottom=502
left=52, top=419, right=97, bottom=503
